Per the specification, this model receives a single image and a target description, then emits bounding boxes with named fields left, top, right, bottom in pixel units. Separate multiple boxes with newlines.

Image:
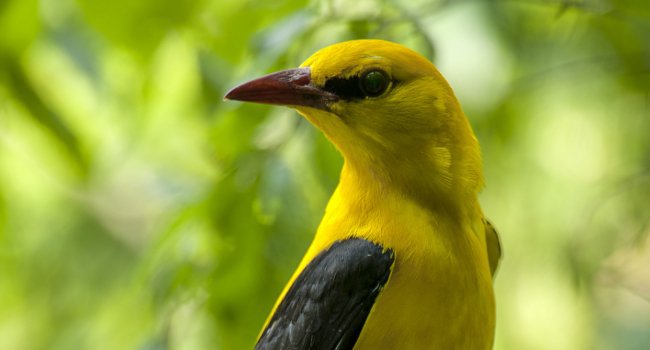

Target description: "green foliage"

left=1, top=0, right=649, bottom=349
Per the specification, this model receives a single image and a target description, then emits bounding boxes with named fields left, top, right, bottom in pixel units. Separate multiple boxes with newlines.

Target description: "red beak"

left=224, top=67, right=338, bottom=109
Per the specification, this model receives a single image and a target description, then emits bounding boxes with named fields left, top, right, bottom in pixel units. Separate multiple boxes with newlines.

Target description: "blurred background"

left=1, top=0, right=649, bottom=349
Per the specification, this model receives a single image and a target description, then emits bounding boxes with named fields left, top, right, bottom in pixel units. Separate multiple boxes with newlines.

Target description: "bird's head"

left=226, top=40, right=483, bottom=205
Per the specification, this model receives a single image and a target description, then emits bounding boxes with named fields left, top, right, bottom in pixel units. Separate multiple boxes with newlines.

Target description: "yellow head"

left=226, top=40, right=483, bottom=206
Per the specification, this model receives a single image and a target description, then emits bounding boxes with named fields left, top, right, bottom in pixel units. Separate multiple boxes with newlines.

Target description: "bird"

left=225, top=39, right=501, bottom=350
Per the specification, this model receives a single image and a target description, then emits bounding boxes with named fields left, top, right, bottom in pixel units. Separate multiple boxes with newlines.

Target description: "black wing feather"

left=256, top=238, right=395, bottom=350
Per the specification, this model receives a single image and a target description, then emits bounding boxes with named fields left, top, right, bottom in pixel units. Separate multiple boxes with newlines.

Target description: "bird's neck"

left=334, top=159, right=480, bottom=224
left=306, top=160, right=482, bottom=258
left=341, top=138, right=482, bottom=210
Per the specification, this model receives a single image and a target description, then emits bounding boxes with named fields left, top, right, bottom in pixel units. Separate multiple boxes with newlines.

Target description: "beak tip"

left=224, top=87, right=250, bottom=103
left=223, top=88, right=238, bottom=101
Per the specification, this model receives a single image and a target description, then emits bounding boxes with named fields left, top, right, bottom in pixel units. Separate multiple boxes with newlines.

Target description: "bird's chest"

left=352, top=217, right=494, bottom=349
left=315, top=191, right=495, bottom=349
left=353, top=242, right=495, bottom=350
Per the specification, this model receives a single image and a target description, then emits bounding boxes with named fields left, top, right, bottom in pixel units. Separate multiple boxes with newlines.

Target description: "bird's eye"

left=360, top=70, right=389, bottom=97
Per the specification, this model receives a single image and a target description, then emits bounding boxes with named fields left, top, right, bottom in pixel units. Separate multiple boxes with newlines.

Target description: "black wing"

left=256, top=238, right=395, bottom=350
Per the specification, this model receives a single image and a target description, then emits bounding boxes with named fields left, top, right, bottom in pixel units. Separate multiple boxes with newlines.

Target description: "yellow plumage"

left=226, top=39, right=500, bottom=350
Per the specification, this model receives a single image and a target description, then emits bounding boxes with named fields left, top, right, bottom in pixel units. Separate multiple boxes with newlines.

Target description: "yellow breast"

left=295, top=172, right=495, bottom=349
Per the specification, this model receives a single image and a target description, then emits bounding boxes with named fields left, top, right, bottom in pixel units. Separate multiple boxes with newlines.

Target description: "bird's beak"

left=224, top=67, right=338, bottom=109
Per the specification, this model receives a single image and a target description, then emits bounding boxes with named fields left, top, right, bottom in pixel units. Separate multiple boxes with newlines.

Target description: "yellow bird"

left=225, top=39, right=501, bottom=350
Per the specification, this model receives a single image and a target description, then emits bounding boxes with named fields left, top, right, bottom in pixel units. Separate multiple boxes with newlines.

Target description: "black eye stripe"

left=322, top=76, right=365, bottom=100
left=322, top=71, right=395, bottom=101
